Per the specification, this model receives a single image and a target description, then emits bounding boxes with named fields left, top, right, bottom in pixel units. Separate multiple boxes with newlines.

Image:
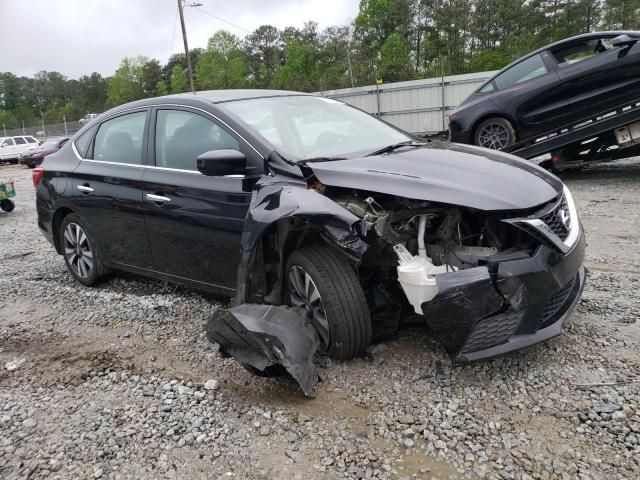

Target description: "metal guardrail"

left=2, top=121, right=82, bottom=140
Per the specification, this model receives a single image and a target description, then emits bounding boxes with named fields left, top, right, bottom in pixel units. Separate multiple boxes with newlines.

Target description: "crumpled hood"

left=307, top=142, right=563, bottom=211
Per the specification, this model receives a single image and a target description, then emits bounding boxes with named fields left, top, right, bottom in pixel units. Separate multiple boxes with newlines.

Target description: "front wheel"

left=59, top=214, right=105, bottom=286
left=474, top=117, right=516, bottom=150
left=286, top=245, right=372, bottom=360
left=0, top=200, right=15, bottom=212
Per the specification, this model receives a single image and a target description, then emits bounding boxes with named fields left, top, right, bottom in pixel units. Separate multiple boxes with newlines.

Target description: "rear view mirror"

left=197, top=149, right=246, bottom=176
left=612, top=34, right=638, bottom=48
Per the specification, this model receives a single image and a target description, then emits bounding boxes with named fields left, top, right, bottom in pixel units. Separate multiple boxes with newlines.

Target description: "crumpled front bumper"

left=421, top=226, right=586, bottom=364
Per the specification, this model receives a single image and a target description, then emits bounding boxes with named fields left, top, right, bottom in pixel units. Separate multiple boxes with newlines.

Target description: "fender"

left=234, top=177, right=368, bottom=305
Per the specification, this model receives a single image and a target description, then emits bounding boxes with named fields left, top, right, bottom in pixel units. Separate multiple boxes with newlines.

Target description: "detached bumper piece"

left=206, top=304, right=319, bottom=396
left=422, top=230, right=586, bottom=364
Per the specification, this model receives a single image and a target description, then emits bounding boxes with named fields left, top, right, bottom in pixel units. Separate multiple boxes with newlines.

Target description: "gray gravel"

left=1, top=159, right=639, bottom=479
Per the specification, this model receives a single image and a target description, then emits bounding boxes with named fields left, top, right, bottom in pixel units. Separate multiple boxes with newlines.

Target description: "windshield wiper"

left=366, top=140, right=427, bottom=157
left=302, top=156, right=348, bottom=163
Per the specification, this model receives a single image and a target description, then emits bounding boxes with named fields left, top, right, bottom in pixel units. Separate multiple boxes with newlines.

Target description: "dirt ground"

left=0, top=159, right=639, bottom=480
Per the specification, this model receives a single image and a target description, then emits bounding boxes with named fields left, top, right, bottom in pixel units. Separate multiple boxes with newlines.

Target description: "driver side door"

left=142, top=107, right=259, bottom=292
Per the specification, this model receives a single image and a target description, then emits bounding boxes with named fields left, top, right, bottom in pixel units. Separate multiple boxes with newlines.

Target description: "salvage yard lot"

left=1, top=160, right=639, bottom=479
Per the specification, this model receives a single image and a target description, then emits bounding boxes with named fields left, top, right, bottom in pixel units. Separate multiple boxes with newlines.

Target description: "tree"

left=243, top=25, right=282, bottom=88
left=141, top=59, right=163, bottom=97
left=197, top=31, right=246, bottom=90
left=379, top=33, right=413, bottom=81
left=170, top=65, right=188, bottom=93
left=106, top=56, right=147, bottom=107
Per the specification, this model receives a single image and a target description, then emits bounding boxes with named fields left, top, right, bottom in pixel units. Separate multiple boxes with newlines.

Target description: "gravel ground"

left=1, top=159, right=639, bottom=480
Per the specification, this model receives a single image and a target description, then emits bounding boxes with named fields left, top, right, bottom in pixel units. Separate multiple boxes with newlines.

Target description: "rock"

left=593, top=402, right=618, bottom=414
left=401, top=437, right=414, bottom=448
left=259, top=426, right=271, bottom=436
left=204, top=379, right=219, bottom=391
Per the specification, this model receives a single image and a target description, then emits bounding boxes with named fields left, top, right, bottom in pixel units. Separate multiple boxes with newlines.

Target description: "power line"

left=194, top=6, right=251, bottom=34
left=169, top=3, right=179, bottom=59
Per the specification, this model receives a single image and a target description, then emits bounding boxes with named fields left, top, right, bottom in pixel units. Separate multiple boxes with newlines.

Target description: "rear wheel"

left=0, top=200, right=15, bottom=212
left=286, top=245, right=372, bottom=360
left=59, top=214, right=104, bottom=286
left=474, top=117, right=516, bottom=150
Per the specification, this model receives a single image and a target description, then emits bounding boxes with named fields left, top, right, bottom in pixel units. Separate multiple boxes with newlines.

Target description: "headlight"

left=562, top=185, right=580, bottom=249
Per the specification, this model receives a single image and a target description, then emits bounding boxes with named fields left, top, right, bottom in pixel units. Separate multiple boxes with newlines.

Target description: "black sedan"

left=449, top=31, right=640, bottom=149
left=20, top=137, right=69, bottom=168
left=34, top=90, right=585, bottom=389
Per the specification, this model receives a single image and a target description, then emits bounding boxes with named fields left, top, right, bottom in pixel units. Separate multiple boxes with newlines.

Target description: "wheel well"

left=51, top=207, right=74, bottom=254
left=471, top=114, right=517, bottom=144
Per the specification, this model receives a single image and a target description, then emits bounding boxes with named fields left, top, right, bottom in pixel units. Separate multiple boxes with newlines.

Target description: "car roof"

left=101, top=89, right=312, bottom=118
left=482, top=31, right=640, bottom=87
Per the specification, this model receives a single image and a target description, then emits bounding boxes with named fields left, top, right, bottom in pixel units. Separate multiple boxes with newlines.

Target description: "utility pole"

left=177, top=0, right=197, bottom=94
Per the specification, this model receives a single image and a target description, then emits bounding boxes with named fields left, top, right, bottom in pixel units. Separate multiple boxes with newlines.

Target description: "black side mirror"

left=612, top=34, right=638, bottom=49
left=197, top=149, right=247, bottom=176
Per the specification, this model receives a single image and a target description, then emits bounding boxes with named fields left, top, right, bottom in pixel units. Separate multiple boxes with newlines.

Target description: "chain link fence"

left=1, top=121, right=82, bottom=140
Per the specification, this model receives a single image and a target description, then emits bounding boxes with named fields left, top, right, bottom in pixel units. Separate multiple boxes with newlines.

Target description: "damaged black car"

left=35, top=91, right=586, bottom=393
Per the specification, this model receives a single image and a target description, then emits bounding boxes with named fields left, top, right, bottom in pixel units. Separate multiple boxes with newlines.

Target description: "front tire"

left=59, top=214, right=104, bottom=286
left=474, top=117, right=516, bottom=149
left=286, top=245, right=372, bottom=360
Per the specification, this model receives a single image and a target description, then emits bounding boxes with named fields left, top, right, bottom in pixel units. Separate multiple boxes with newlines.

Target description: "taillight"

left=448, top=113, right=458, bottom=123
left=32, top=167, right=45, bottom=188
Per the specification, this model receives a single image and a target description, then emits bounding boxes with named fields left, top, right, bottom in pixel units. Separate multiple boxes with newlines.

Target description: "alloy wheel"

left=63, top=223, right=94, bottom=278
left=477, top=123, right=510, bottom=149
left=288, top=265, right=330, bottom=351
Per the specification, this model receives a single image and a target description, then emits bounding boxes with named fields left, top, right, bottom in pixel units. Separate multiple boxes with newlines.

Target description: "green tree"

left=197, top=31, right=247, bottom=90
left=170, top=65, right=188, bottom=93
left=106, top=56, right=147, bottom=107
left=243, top=25, right=282, bottom=87
left=379, top=33, right=413, bottom=81
left=141, top=59, right=163, bottom=97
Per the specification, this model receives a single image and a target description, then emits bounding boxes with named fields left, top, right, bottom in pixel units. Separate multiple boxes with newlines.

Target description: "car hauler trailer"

left=502, top=96, right=640, bottom=170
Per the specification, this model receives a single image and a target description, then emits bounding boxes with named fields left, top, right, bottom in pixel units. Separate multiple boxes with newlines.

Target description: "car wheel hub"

left=63, top=223, right=94, bottom=278
left=288, top=265, right=330, bottom=351
left=478, top=123, right=510, bottom=149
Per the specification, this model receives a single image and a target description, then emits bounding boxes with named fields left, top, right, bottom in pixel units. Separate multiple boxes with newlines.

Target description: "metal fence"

left=1, top=120, right=82, bottom=140
left=319, top=70, right=496, bottom=135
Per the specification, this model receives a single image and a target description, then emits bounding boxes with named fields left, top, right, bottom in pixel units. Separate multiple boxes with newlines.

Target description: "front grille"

left=541, top=196, right=570, bottom=241
left=461, top=311, right=523, bottom=354
left=538, top=277, right=577, bottom=329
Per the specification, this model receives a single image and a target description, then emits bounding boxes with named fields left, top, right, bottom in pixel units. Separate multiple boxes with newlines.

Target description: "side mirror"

left=197, top=149, right=246, bottom=176
left=612, top=34, right=638, bottom=48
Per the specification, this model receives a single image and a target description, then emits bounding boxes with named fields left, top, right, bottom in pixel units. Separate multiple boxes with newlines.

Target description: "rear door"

left=142, top=107, right=258, bottom=291
left=13, top=136, right=29, bottom=156
left=71, top=109, right=153, bottom=268
left=552, top=35, right=640, bottom=119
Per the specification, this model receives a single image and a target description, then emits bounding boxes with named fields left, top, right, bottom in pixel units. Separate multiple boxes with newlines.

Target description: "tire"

left=474, top=117, right=516, bottom=150
left=58, top=213, right=105, bottom=286
left=0, top=200, right=15, bottom=212
left=286, top=245, right=372, bottom=360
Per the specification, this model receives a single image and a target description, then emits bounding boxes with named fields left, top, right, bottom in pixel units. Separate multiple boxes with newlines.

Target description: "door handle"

left=146, top=193, right=172, bottom=203
left=76, top=185, right=94, bottom=193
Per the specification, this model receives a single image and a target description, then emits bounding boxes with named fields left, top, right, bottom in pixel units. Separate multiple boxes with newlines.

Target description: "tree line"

left=1, top=0, right=638, bottom=128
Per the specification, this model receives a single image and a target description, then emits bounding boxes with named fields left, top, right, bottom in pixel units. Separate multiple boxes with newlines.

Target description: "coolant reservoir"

left=393, top=244, right=449, bottom=315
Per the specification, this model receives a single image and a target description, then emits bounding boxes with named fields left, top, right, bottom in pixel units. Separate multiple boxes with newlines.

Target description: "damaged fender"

left=206, top=304, right=320, bottom=396
left=234, top=179, right=368, bottom=304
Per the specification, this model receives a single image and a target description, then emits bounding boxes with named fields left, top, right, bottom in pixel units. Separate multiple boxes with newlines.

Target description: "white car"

left=0, top=135, right=40, bottom=163
left=78, top=113, right=99, bottom=126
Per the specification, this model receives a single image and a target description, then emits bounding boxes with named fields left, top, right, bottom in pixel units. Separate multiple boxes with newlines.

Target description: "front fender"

left=234, top=179, right=368, bottom=304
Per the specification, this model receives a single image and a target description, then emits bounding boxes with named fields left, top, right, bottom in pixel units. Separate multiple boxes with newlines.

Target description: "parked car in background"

left=20, top=137, right=69, bottom=168
left=0, top=135, right=40, bottom=163
left=34, top=90, right=585, bottom=384
left=78, top=113, right=99, bottom=126
left=449, top=31, right=640, bottom=149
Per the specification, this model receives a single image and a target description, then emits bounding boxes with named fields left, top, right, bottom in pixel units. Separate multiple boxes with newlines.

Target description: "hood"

left=307, top=142, right=563, bottom=211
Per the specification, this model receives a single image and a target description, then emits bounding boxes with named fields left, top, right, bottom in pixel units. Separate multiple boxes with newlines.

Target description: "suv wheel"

left=59, top=214, right=104, bottom=286
left=474, top=117, right=516, bottom=149
left=286, top=245, right=372, bottom=360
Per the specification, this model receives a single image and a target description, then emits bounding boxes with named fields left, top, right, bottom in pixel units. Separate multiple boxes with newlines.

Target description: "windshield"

left=218, top=95, right=410, bottom=161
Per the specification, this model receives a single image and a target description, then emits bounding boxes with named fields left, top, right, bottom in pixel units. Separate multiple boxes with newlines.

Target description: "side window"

left=552, top=38, right=614, bottom=67
left=2, top=138, right=15, bottom=147
left=155, top=109, right=240, bottom=171
left=479, top=82, right=495, bottom=93
left=26, top=137, right=38, bottom=144
left=74, top=125, right=98, bottom=158
left=92, top=111, right=147, bottom=164
left=494, top=54, right=548, bottom=90
left=14, top=137, right=27, bottom=145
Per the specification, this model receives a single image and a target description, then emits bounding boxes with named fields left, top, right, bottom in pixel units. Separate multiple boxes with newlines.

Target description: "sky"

left=1, top=0, right=359, bottom=79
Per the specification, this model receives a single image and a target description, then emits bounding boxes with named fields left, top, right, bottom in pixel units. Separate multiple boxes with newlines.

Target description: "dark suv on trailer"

left=34, top=90, right=586, bottom=371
